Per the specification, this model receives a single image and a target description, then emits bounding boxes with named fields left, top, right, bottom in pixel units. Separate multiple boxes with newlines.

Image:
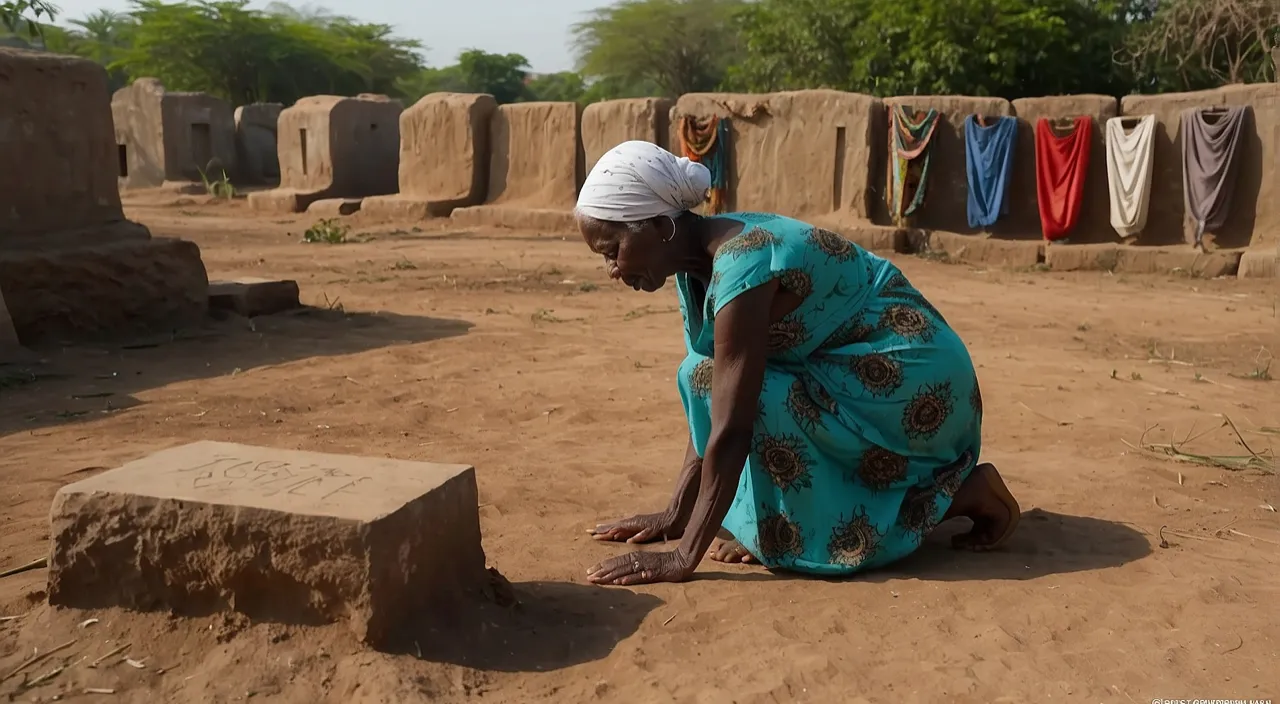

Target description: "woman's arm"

left=588, top=281, right=774, bottom=585
left=671, top=281, right=773, bottom=573
left=665, top=439, right=702, bottom=525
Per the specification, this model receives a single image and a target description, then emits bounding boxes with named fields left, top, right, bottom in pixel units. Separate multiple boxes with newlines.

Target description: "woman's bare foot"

left=945, top=462, right=1020, bottom=551
left=707, top=538, right=758, bottom=564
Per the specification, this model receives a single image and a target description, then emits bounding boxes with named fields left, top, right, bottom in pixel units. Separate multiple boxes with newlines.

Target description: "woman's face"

left=579, top=216, right=672, bottom=292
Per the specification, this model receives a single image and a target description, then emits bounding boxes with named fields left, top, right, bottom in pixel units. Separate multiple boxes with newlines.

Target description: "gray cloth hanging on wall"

left=1180, top=105, right=1247, bottom=246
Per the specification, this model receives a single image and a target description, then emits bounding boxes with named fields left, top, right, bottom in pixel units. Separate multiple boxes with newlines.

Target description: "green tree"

left=396, top=49, right=532, bottom=104
left=728, top=0, right=1142, bottom=99
left=527, top=71, right=585, bottom=102
left=572, top=0, right=744, bottom=97
left=1, top=0, right=57, bottom=37
left=108, top=0, right=423, bottom=104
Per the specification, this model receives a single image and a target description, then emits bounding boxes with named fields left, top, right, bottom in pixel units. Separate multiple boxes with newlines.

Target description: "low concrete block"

left=247, top=189, right=303, bottom=213
left=208, top=278, right=300, bottom=317
left=47, top=441, right=489, bottom=647
left=306, top=198, right=363, bottom=217
left=925, top=231, right=1044, bottom=268
left=1045, top=243, right=1120, bottom=272
left=1237, top=247, right=1278, bottom=279
left=361, top=195, right=441, bottom=221
left=1113, top=248, right=1240, bottom=278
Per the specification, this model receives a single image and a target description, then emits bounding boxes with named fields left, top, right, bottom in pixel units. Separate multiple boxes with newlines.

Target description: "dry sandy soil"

left=2, top=193, right=1279, bottom=703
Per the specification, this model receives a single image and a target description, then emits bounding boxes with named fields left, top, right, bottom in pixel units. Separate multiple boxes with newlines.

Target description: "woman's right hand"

left=588, top=511, right=684, bottom=543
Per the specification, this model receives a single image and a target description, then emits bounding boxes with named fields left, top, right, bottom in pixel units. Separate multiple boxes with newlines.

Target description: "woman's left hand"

left=587, top=550, right=691, bottom=586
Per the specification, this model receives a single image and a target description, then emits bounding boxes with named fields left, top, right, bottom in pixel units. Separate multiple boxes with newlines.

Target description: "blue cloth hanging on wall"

left=964, top=115, right=1018, bottom=228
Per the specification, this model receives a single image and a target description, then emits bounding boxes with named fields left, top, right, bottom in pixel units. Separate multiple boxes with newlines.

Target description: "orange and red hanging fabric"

left=1034, top=116, right=1092, bottom=241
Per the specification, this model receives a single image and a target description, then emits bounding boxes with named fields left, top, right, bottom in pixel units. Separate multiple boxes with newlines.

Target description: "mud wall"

left=1120, top=84, right=1278, bottom=248
left=235, top=103, right=282, bottom=184
left=0, top=48, right=127, bottom=240
left=112, top=79, right=166, bottom=189
left=277, top=95, right=402, bottom=198
left=398, top=93, right=496, bottom=209
left=874, top=96, right=1014, bottom=233
left=112, top=79, right=236, bottom=187
left=1008, top=95, right=1117, bottom=244
left=672, top=90, right=882, bottom=221
left=484, top=102, right=583, bottom=209
left=581, top=98, right=672, bottom=173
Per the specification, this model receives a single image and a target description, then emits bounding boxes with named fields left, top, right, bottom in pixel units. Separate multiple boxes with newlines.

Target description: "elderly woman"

left=580, top=141, right=1019, bottom=587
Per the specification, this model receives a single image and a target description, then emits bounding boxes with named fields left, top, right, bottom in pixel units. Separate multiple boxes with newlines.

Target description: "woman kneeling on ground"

left=579, top=141, right=1020, bottom=587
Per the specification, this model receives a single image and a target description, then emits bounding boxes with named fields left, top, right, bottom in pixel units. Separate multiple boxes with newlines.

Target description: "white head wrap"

left=575, top=140, right=711, bottom=223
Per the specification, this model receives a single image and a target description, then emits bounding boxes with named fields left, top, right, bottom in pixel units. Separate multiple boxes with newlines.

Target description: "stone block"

left=361, top=195, right=437, bottom=221
left=0, top=237, right=208, bottom=345
left=1045, top=243, right=1120, bottom=272
left=247, top=189, right=303, bottom=214
left=208, top=278, right=300, bottom=317
left=306, top=198, right=362, bottom=217
left=397, top=93, right=496, bottom=214
left=451, top=205, right=577, bottom=233
left=1237, top=247, right=1278, bottom=278
left=924, top=231, right=1044, bottom=268
left=47, top=441, right=489, bottom=648
left=1113, top=248, right=1240, bottom=278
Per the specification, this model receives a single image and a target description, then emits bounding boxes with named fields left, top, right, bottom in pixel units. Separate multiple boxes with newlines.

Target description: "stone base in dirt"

left=306, top=198, right=362, bottom=217
left=47, top=441, right=490, bottom=648
left=1237, top=247, right=1278, bottom=279
left=1044, top=243, right=1240, bottom=277
left=451, top=205, right=576, bottom=233
left=361, top=195, right=453, bottom=220
left=0, top=237, right=208, bottom=345
left=922, top=231, right=1044, bottom=268
left=209, top=278, right=300, bottom=317
left=248, top=188, right=329, bottom=214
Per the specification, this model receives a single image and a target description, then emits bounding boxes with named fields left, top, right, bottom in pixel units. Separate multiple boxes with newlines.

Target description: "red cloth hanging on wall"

left=1034, top=116, right=1092, bottom=241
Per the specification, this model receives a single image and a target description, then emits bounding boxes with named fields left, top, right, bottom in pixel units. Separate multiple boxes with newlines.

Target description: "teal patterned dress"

left=676, top=212, right=982, bottom=575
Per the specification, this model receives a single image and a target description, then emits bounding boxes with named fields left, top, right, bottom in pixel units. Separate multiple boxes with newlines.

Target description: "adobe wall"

left=1008, top=95, right=1118, bottom=244
left=672, top=90, right=882, bottom=221
left=112, top=79, right=236, bottom=187
left=875, top=96, right=1014, bottom=233
left=263, top=94, right=401, bottom=211
left=397, top=92, right=496, bottom=212
left=235, top=103, right=282, bottom=184
left=1, top=48, right=128, bottom=240
left=1120, top=84, right=1279, bottom=248
left=484, top=101, right=583, bottom=209
left=582, top=98, right=672, bottom=173
left=0, top=49, right=208, bottom=345
left=111, top=79, right=166, bottom=189
left=162, top=91, right=237, bottom=181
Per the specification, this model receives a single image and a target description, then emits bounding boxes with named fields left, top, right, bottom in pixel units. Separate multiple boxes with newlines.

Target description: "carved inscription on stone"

left=175, top=454, right=372, bottom=500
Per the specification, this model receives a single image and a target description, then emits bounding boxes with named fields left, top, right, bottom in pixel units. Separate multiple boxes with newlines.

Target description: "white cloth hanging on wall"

left=1104, top=115, right=1157, bottom=238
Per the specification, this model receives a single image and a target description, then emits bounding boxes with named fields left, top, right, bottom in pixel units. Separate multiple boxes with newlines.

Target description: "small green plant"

left=1130, top=371, right=1143, bottom=381
left=303, top=218, right=350, bottom=244
left=197, top=167, right=236, bottom=199
left=578, top=282, right=598, bottom=293
left=391, top=259, right=417, bottom=270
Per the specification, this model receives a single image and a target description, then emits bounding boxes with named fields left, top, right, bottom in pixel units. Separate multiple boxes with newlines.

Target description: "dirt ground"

left=2, top=192, right=1278, bottom=703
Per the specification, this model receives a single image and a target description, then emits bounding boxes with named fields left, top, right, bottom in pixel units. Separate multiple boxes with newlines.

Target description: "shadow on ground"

left=409, top=581, right=662, bottom=672
left=0, top=308, right=472, bottom=437
left=699, top=509, right=1152, bottom=583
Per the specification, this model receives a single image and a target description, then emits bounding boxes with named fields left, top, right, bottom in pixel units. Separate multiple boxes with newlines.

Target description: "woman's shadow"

left=704, top=509, right=1153, bottom=583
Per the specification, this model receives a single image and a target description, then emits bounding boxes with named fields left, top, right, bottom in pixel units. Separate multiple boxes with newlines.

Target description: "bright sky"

left=49, top=0, right=605, bottom=72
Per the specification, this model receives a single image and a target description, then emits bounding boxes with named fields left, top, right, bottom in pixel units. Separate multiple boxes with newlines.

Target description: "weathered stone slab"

left=1045, top=243, right=1121, bottom=272
left=1238, top=247, right=1278, bottom=278
left=306, top=198, right=362, bottom=216
left=1113, top=248, right=1240, bottom=278
left=47, top=441, right=489, bottom=647
left=924, top=231, right=1044, bottom=268
left=208, top=278, right=300, bottom=317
